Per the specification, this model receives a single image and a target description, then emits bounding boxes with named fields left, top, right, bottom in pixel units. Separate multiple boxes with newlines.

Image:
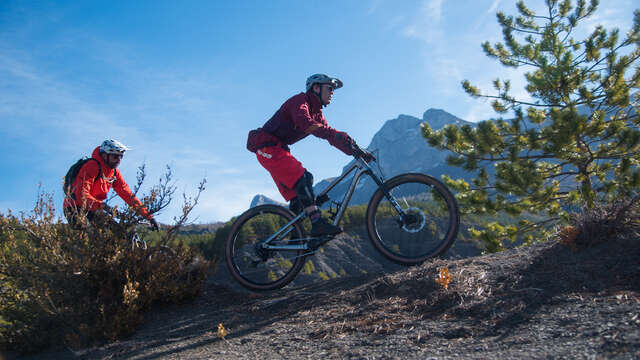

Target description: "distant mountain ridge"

left=361, top=108, right=471, bottom=177
left=314, top=108, right=475, bottom=207
left=249, top=194, right=285, bottom=208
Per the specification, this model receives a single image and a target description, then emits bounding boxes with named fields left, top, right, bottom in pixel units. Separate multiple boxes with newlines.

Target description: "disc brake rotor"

left=401, top=207, right=426, bottom=233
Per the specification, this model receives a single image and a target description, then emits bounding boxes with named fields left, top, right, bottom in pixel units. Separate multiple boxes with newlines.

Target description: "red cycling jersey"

left=249, top=90, right=354, bottom=154
left=248, top=90, right=354, bottom=201
left=63, top=146, right=152, bottom=219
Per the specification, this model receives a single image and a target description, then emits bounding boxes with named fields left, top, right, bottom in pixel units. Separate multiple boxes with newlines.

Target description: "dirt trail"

left=17, top=236, right=640, bottom=359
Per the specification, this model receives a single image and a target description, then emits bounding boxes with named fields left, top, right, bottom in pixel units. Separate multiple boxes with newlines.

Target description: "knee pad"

left=294, top=171, right=315, bottom=207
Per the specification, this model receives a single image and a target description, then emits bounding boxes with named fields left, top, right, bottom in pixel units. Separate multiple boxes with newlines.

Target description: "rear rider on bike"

left=246, top=74, right=374, bottom=237
left=63, top=139, right=159, bottom=231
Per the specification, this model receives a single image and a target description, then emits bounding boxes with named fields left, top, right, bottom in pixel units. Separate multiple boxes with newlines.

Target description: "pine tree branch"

left=504, top=57, right=540, bottom=67
left=515, top=216, right=560, bottom=233
left=543, top=171, right=580, bottom=179
left=472, top=93, right=563, bottom=108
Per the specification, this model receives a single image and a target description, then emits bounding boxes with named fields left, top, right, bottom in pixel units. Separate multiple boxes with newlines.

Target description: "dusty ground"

left=15, top=235, right=640, bottom=359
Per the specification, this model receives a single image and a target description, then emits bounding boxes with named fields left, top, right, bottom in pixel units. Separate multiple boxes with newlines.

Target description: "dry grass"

left=296, top=213, right=639, bottom=340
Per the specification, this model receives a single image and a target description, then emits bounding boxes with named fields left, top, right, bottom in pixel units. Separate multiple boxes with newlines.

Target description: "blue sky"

left=0, top=0, right=637, bottom=224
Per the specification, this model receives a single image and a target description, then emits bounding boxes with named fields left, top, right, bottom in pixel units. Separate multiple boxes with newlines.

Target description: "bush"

left=559, top=195, right=640, bottom=250
left=0, top=169, right=208, bottom=353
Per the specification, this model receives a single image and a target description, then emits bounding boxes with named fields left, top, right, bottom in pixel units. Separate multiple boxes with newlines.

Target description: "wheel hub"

left=401, top=207, right=426, bottom=233
left=254, top=243, right=270, bottom=262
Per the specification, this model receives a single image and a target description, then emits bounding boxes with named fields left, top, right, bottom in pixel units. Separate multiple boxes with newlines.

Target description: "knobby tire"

left=366, top=173, right=459, bottom=265
left=225, top=205, right=307, bottom=291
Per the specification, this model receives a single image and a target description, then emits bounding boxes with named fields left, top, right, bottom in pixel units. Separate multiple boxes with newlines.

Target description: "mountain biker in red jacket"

left=63, top=139, right=159, bottom=231
left=247, top=74, right=374, bottom=237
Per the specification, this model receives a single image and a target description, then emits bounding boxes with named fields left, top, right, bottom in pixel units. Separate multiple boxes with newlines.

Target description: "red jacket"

left=63, top=146, right=151, bottom=219
left=257, top=91, right=353, bottom=154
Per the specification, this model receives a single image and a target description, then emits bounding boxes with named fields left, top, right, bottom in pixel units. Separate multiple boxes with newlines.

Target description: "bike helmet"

left=100, top=139, right=130, bottom=155
left=305, top=74, right=343, bottom=92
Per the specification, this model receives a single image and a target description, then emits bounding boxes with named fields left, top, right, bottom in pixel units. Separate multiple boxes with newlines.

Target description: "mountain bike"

left=226, top=143, right=460, bottom=291
left=65, top=218, right=174, bottom=275
left=130, top=222, right=176, bottom=261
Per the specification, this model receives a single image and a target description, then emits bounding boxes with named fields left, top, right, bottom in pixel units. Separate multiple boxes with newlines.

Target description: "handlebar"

left=351, top=142, right=376, bottom=163
left=134, top=218, right=160, bottom=232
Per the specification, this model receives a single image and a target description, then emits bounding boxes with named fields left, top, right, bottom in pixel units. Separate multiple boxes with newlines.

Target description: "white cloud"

left=0, top=50, right=143, bottom=153
left=0, top=50, right=40, bottom=82
left=462, top=99, right=495, bottom=123
left=171, top=147, right=223, bottom=168
left=366, top=0, right=384, bottom=15
left=424, top=0, right=443, bottom=20
left=158, top=178, right=280, bottom=224
left=582, top=3, right=635, bottom=35
left=401, top=0, right=444, bottom=44
left=488, top=0, right=500, bottom=14
left=216, top=167, right=243, bottom=175
left=460, top=64, right=534, bottom=122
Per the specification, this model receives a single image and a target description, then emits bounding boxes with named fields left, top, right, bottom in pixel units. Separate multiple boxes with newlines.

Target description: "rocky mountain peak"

left=422, top=108, right=467, bottom=130
left=250, top=194, right=284, bottom=208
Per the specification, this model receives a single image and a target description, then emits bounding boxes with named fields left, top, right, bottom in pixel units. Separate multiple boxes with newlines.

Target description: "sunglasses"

left=109, top=153, right=124, bottom=159
left=324, top=84, right=335, bottom=92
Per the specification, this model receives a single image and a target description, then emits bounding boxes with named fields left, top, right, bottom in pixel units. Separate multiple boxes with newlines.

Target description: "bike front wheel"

left=366, top=173, right=459, bottom=265
left=226, top=205, right=307, bottom=291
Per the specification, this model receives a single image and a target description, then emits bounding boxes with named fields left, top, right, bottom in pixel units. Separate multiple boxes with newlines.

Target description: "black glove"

left=149, top=218, right=160, bottom=232
left=332, top=131, right=355, bottom=155
left=351, top=142, right=376, bottom=163
left=335, top=131, right=354, bottom=147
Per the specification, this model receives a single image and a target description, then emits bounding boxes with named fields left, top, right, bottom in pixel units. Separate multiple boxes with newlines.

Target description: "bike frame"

left=131, top=232, right=148, bottom=250
left=260, top=156, right=409, bottom=251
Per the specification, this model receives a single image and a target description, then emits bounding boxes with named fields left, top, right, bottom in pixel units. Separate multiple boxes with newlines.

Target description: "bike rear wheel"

left=226, top=205, right=307, bottom=291
left=366, top=173, right=459, bottom=265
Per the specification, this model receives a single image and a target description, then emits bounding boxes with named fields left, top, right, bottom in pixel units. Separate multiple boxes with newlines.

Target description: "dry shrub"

left=557, top=225, right=581, bottom=251
left=561, top=195, right=640, bottom=250
left=0, top=168, right=208, bottom=354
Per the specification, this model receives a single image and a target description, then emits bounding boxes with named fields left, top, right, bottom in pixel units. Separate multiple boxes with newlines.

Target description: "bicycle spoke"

left=395, top=190, right=410, bottom=208
left=368, top=174, right=459, bottom=265
left=226, top=205, right=307, bottom=291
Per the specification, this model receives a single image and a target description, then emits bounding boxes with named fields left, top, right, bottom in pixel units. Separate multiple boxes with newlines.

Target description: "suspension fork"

left=366, top=163, right=409, bottom=219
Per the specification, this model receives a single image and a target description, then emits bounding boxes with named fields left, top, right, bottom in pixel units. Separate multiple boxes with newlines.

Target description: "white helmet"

left=100, top=139, right=130, bottom=155
left=305, top=74, right=343, bottom=92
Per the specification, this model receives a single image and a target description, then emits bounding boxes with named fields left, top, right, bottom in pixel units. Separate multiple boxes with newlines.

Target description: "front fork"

left=366, top=165, right=410, bottom=223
